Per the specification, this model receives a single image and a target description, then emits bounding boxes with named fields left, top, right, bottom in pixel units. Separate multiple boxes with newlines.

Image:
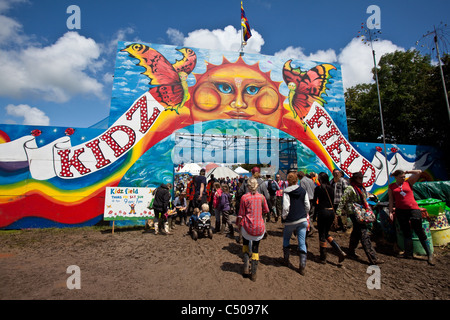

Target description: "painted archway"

left=0, top=42, right=440, bottom=228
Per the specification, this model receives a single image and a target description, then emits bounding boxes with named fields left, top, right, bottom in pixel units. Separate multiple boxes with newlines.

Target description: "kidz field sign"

left=104, top=187, right=155, bottom=221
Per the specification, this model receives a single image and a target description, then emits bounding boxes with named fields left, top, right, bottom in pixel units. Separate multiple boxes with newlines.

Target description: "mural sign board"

left=0, top=41, right=446, bottom=229
left=103, top=187, right=154, bottom=221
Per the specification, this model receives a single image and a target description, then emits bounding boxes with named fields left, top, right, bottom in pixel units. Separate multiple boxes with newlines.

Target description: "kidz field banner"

left=104, top=187, right=154, bottom=221
left=0, top=41, right=445, bottom=229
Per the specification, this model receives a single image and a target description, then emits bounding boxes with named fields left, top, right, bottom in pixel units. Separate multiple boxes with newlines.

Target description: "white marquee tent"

left=176, top=163, right=202, bottom=175
left=206, top=166, right=239, bottom=179
left=234, top=166, right=249, bottom=174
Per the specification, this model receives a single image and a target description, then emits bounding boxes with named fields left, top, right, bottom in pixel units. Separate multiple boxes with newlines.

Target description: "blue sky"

left=0, top=0, right=449, bottom=128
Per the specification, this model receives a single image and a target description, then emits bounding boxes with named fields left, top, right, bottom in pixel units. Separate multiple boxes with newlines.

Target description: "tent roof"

left=206, top=166, right=239, bottom=179
left=176, top=163, right=202, bottom=175
left=234, top=166, right=249, bottom=174
left=205, top=163, right=220, bottom=172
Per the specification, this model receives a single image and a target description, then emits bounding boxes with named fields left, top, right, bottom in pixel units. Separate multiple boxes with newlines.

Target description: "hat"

left=251, top=166, right=260, bottom=174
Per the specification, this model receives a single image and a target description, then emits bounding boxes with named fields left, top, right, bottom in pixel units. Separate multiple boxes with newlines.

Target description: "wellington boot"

left=215, top=221, right=220, bottom=234
left=227, top=225, right=234, bottom=239
left=243, top=253, right=250, bottom=276
left=242, top=245, right=250, bottom=276
left=251, top=253, right=259, bottom=282
left=329, top=238, right=347, bottom=263
left=299, top=252, right=307, bottom=276
left=403, top=238, right=414, bottom=259
left=319, top=243, right=327, bottom=264
left=420, top=239, right=435, bottom=266
left=282, top=247, right=290, bottom=266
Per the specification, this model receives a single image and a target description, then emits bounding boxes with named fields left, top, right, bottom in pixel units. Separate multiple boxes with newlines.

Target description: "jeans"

left=283, top=221, right=308, bottom=254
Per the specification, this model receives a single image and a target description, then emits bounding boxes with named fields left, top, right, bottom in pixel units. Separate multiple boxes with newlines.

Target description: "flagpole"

left=240, top=1, right=244, bottom=55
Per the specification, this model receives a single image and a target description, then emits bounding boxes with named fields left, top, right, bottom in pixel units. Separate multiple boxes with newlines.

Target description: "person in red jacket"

left=388, top=169, right=434, bottom=265
left=236, top=177, right=269, bottom=281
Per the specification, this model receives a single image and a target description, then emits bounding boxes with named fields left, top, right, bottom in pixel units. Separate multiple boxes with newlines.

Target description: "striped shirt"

left=239, top=192, right=269, bottom=237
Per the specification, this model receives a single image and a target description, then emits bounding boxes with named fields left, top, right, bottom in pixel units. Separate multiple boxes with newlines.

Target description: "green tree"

left=345, top=50, right=450, bottom=174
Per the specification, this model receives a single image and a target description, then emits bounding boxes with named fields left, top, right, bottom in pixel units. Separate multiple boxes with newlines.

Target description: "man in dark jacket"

left=153, top=183, right=172, bottom=235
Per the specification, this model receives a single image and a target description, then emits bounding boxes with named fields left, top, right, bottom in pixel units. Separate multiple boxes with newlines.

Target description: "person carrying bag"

left=337, top=172, right=383, bottom=265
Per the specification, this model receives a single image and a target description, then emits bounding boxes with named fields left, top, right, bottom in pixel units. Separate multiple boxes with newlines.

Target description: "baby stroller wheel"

left=191, top=230, right=198, bottom=241
left=208, top=228, right=213, bottom=239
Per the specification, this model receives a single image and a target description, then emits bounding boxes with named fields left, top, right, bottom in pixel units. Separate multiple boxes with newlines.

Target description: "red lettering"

left=57, top=148, right=91, bottom=177
left=318, top=124, right=340, bottom=145
left=340, top=149, right=360, bottom=176
left=85, top=139, right=111, bottom=169
left=326, top=135, right=351, bottom=163
left=359, top=158, right=376, bottom=187
left=125, top=95, right=161, bottom=134
left=101, top=125, right=136, bottom=158
left=306, top=106, right=332, bottom=129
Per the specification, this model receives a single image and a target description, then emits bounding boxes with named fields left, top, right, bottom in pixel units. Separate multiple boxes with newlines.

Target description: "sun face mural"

left=0, top=41, right=444, bottom=229
left=190, top=57, right=286, bottom=128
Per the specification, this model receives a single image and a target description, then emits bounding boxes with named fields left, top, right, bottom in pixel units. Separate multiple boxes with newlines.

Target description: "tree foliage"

left=344, top=50, right=450, bottom=173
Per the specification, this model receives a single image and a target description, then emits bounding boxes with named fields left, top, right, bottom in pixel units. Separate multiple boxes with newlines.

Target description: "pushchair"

left=189, top=214, right=213, bottom=240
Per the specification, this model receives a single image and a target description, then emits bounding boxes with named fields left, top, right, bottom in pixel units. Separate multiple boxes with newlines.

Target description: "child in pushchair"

left=188, top=204, right=213, bottom=240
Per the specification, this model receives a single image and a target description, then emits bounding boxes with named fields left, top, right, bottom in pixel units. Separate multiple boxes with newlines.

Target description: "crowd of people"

left=148, top=166, right=435, bottom=281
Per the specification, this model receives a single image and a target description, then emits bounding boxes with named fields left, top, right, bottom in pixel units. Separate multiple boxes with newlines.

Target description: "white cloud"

left=167, top=27, right=185, bottom=46
left=0, top=0, right=28, bottom=12
left=169, top=25, right=265, bottom=54
left=338, top=37, right=405, bottom=89
left=0, top=0, right=29, bottom=45
left=0, top=31, right=105, bottom=102
left=106, top=27, right=135, bottom=54
left=6, top=103, right=50, bottom=126
left=274, top=46, right=337, bottom=63
left=0, top=14, right=23, bottom=44
left=274, top=38, right=405, bottom=90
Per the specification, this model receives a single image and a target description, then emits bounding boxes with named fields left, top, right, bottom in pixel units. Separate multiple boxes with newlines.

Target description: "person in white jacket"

left=282, top=172, right=310, bottom=275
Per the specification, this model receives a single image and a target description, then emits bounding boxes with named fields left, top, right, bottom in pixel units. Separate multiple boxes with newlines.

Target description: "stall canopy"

left=176, top=163, right=202, bottom=175
left=234, top=166, right=249, bottom=174
left=206, top=166, right=239, bottom=180
left=205, top=163, right=220, bottom=173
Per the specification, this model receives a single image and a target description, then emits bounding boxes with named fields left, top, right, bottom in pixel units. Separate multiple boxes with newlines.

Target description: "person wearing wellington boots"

left=237, top=177, right=269, bottom=282
left=388, top=169, right=434, bottom=266
left=337, top=172, right=382, bottom=265
left=281, top=172, right=310, bottom=275
left=313, top=172, right=346, bottom=264
left=152, top=183, right=173, bottom=235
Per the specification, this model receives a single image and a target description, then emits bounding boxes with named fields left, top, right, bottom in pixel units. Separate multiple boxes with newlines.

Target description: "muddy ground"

left=1, top=216, right=449, bottom=304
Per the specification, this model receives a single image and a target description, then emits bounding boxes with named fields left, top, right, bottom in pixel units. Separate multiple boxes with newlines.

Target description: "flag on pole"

left=241, top=1, right=252, bottom=43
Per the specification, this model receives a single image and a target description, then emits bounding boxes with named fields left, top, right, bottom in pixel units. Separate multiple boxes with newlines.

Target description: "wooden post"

left=112, top=220, right=115, bottom=234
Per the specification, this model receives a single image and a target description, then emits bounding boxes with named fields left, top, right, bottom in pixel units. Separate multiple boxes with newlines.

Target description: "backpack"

left=268, top=180, right=277, bottom=196
left=213, top=189, right=222, bottom=208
